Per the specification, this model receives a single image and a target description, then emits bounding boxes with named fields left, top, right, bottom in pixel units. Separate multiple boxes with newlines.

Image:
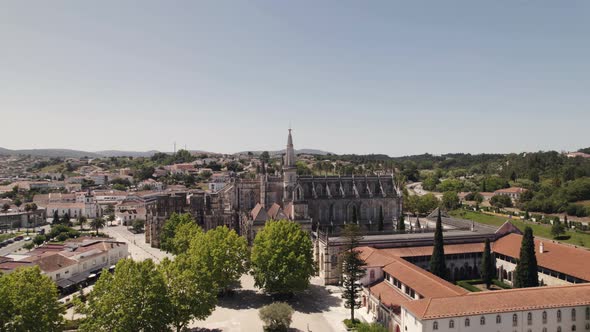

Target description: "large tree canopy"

left=187, top=226, right=248, bottom=292
left=0, top=266, right=64, bottom=332
left=78, top=259, right=171, bottom=332
left=250, top=220, right=315, bottom=295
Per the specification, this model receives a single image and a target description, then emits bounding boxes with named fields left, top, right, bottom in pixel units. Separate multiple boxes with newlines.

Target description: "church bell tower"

left=283, top=128, right=297, bottom=201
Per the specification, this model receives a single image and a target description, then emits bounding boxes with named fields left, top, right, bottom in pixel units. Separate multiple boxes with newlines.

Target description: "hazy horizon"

left=2, top=1, right=589, bottom=156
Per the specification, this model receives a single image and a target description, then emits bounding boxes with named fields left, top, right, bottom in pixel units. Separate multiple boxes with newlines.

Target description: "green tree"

left=52, top=210, right=59, bottom=223
left=89, top=217, right=106, bottom=236
left=33, top=234, right=46, bottom=246
left=251, top=220, right=315, bottom=295
left=0, top=266, right=64, bottom=331
left=78, top=259, right=171, bottom=332
left=260, top=151, right=271, bottom=164
left=159, top=256, right=217, bottom=332
left=551, top=220, right=565, bottom=238
left=132, top=219, right=145, bottom=233
left=341, top=224, right=366, bottom=322
left=356, top=323, right=389, bottom=332
left=442, top=191, right=460, bottom=210
left=417, top=193, right=439, bottom=215
left=377, top=206, right=384, bottom=231
left=514, top=227, right=539, bottom=288
left=13, top=198, right=22, bottom=209
left=61, top=212, right=71, bottom=226
left=77, top=216, right=88, bottom=230
left=1, top=203, right=9, bottom=213
left=188, top=226, right=248, bottom=292
left=480, top=239, right=495, bottom=289
left=259, top=302, right=294, bottom=332
left=397, top=214, right=405, bottom=232
left=160, top=213, right=195, bottom=254
left=429, top=209, right=446, bottom=279
left=490, top=195, right=513, bottom=208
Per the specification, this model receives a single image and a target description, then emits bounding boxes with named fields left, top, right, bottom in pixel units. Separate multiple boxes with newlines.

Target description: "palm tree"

left=78, top=216, right=87, bottom=231
left=89, top=218, right=106, bottom=236
left=107, top=214, right=116, bottom=227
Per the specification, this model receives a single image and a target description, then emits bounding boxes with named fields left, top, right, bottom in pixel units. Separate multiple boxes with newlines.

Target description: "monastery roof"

left=377, top=243, right=485, bottom=258
left=369, top=281, right=410, bottom=308
left=267, top=203, right=286, bottom=220
left=404, top=283, right=590, bottom=320
left=357, top=247, right=467, bottom=299
left=493, top=233, right=590, bottom=281
left=382, top=258, right=467, bottom=299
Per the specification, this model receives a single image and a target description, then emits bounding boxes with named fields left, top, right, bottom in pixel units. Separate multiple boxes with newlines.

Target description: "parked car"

left=14, top=236, right=23, bottom=241
left=23, top=237, right=31, bottom=241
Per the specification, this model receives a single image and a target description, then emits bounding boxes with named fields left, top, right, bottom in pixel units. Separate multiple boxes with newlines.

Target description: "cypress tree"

left=429, top=209, right=446, bottom=279
left=377, top=206, right=384, bottom=231
left=398, top=215, right=405, bottom=232
left=415, top=217, right=421, bottom=230
left=514, top=227, right=539, bottom=288
left=564, top=214, right=569, bottom=229
left=480, top=238, right=495, bottom=289
left=52, top=210, right=59, bottom=224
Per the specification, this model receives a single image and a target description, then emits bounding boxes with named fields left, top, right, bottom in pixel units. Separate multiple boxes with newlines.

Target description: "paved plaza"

left=103, top=226, right=350, bottom=331
left=188, top=274, right=349, bottom=332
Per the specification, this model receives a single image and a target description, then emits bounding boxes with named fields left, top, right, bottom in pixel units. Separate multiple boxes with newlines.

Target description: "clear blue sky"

left=1, top=1, right=589, bottom=156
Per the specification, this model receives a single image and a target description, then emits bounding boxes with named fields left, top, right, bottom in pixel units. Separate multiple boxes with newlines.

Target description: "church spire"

left=285, top=128, right=296, bottom=169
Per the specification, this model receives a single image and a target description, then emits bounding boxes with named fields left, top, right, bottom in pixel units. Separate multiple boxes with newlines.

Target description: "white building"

left=357, top=228, right=590, bottom=332
left=402, top=285, right=590, bottom=332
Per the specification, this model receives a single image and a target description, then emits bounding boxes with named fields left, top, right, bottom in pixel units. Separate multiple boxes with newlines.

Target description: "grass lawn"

left=456, top=279, right=511, bottom=292
left=450, top=210, right=590, bottom=249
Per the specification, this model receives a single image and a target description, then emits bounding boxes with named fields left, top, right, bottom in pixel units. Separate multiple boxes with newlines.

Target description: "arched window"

left=572, top=325, right=576, bottom=331
left=543, top=311, right=548, bottom=324
left=557, top=326, right=562, bottom=332
left=572, top=308, right=576, bottom=321
left=496, top=315, right=502, bottom=324
left=558, top=310, right=562, bottom=323
left=465, top=318, right=470, bottom=327
left=528, top=312, right=533, bottom=325
left=449, top=320, right=454, bottom=328
left=586, top=307, right=590, bottom=320
left=369, top=269, right=375, bottom=281
left=433, top=321, right=438, bottom=330
left=480, top=316, right=486, bottom=325
left=513, top=314, right=518, bottom=326
left=542, top=328, right=547, bottom=332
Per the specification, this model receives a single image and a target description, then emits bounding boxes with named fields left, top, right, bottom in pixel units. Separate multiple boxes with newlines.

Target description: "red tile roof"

left=493, top=233, right=590, bottom=281
left=404, top=283, right=590, bottom=320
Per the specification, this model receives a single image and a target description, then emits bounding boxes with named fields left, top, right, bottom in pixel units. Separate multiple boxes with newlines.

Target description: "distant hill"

left=96, top=150, right=161, bottom=158
left=0, top=148, right=103, bottom=158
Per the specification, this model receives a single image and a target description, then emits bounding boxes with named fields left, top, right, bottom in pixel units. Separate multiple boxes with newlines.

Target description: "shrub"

left=356, top=322, right=389, bottom=332
left=259, top=302, right=294, bottom=332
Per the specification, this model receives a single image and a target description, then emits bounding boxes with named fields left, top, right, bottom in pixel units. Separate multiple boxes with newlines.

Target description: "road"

left=0, top=225, right=50, bottom=256
left=103, top=224, right=171, bottom=262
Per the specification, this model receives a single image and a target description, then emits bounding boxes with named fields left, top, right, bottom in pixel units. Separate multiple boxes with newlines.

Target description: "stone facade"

left=145, top=129, right=403, bottom=247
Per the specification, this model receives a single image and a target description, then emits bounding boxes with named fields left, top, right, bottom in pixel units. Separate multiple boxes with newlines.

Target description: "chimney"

left=539, top=242, right=544, bottom=254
